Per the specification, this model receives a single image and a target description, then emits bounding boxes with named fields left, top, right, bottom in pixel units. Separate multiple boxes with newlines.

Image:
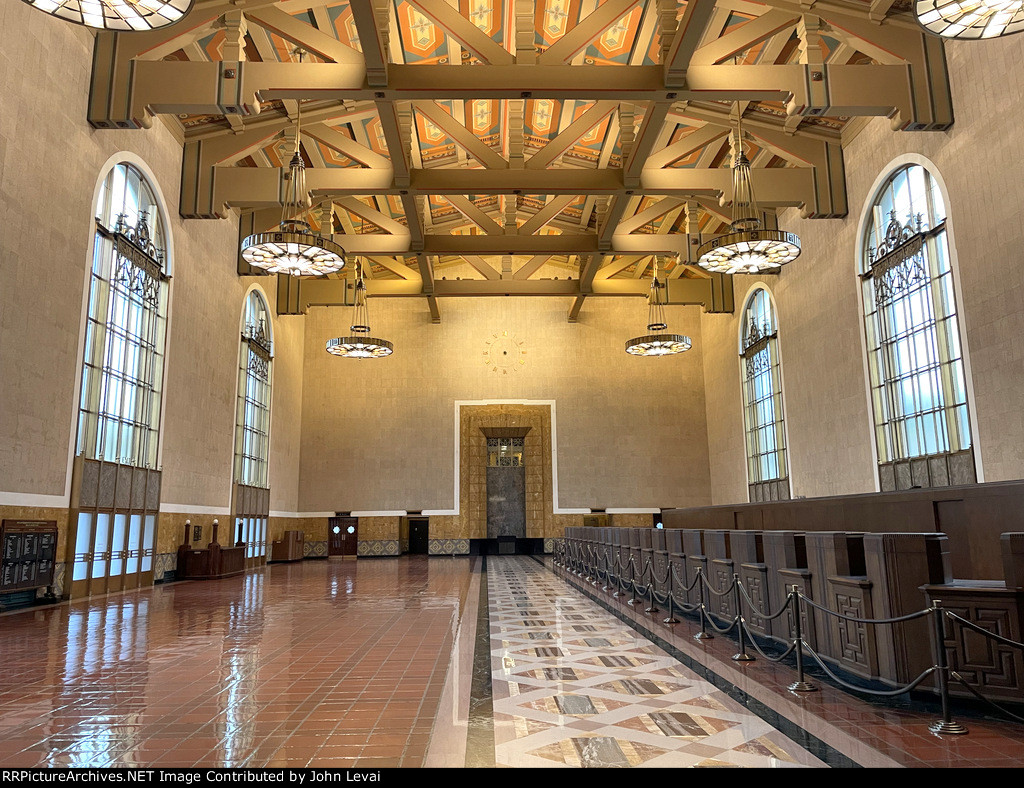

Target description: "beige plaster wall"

left=298, top=295, right=712, bottom=514
left=702, top=35, right=1024, bottom=504
left=0, top=5, right=303, bottom=540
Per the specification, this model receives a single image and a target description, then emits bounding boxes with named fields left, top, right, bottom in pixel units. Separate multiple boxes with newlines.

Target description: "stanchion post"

left=627, top=557, right=640, bottom=605
left=663, top=562, right=678, bottom=625
left=731, top=572, right=754, bottom=662
left=928, top=601, right=968, bottom=735
left=695, top=568, right=713, bottom=640
left=644, top=559, right=659, bottom=614
left=787, top=585, right=816, bottom=692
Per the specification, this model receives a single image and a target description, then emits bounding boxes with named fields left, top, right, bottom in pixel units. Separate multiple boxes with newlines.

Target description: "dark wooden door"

left=328, top=517, right=358, bottom=558
left=409, top=519, right=429, bottom=554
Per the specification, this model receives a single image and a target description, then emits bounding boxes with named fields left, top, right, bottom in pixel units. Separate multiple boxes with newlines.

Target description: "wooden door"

left=328, top=517, right=358, bottom=558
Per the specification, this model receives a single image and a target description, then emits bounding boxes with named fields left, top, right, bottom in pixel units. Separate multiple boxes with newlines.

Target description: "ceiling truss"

left=87, top=0, right=952, bottom=322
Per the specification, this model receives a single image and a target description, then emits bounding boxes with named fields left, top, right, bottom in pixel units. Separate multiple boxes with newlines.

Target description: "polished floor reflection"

left=0, top=558, right=471, bottom=768
left=487, top=557, right=822, bottom=767
left=2, top=555, right=1019, bottom=768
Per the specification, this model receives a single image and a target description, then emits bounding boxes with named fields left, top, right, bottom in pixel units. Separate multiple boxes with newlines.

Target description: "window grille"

left=235, top=291, right=273, bottom=490
left=487, top=437, right=525, bottom=467
left=740, top=288, right=789, bottom=502
left=861, top=164, right=975, bottom=490
left=77, top=164, right=168, bottom=468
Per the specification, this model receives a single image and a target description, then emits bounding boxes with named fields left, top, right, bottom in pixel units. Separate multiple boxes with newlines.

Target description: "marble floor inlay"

left=486, top=556, right=825, bottom=768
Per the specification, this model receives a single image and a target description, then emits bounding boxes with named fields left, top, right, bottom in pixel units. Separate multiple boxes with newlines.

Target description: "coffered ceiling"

left=87, top=0, right=952, bottom=321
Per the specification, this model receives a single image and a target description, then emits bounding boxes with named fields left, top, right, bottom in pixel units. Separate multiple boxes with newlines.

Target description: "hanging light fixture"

left=916, top=0, right=1024, bottom=39
left=22, top=0, right=192, bottom=30
left=241, top=52, right=346, bottom=278
left=325, top=260, right=394, bottom=359
left=696, top=105, right=801, bottom=275
left=624, top=258, right=691, bottom=357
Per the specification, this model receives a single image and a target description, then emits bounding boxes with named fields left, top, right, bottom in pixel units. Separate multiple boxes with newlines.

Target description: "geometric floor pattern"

left=488, top=556, right=826, bottom=768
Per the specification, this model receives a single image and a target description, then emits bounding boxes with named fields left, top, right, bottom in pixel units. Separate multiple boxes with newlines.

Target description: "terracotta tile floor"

left=1, top=555, right=1022, bottom=768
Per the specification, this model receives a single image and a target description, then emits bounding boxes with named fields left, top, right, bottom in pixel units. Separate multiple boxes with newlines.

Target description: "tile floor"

left=0, top=554, right=1021, bottom=768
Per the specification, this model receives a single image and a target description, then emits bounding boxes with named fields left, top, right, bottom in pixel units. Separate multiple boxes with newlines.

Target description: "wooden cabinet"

left=270, top=530, right=304, bottom=562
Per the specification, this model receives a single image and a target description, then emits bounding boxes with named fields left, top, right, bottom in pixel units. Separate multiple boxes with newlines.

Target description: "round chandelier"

left=625, top=259, right=691, bottom=357
left=916, top=0, right=1024, bottom=39
left=325, top=261, right=394, bottom=359
left=697, top=107, right=801, bottom=275
left=240, top=55, right=346, bottom=278
left=22, top=0, right=193, bottom=30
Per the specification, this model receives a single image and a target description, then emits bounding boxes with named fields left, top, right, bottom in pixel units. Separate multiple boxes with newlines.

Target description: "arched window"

left=860, top=163, right=975, bottom=490
left=740, top=287, right=789, bottom=502
left=233, top=290, right=272, bottom=567
left=78, top=162, right=169, bottom=466
left=70, top=160, right=170, bottom=597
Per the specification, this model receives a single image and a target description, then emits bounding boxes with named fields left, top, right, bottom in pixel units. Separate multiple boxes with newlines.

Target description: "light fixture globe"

left=325, top=261, right=393, bottom=359
left=23, top=0, right=193, bottom=30
left=697, top=110, right=801, bottom=275
left=624, top=259, right=691, bottom=357
left=325, top=336, right=394, bottom=359
left=696, top=229, right=801, bottom=274
left=916, top=0, right=1024, bottom=39
left=625, top=333, right=692, bottom=356
left=241, top=218, right=347, bottom=278
left=238, top=55, right=344, bottom=279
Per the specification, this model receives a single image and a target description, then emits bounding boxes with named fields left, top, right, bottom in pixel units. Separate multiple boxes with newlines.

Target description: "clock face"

left=484, top=330, right=526, bottom=374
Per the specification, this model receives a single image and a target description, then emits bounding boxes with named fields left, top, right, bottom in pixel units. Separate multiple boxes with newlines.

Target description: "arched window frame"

left=77, top=160, right=171, bottom=468
left=232, top=287, right=273, bottom=566
left=234, top=289, right=273, bottom=489
left=857, top=157, right=980, bottom=491
left=68, top=155, right=173, bottom=597
left=739, top=286, right=790, bottom=502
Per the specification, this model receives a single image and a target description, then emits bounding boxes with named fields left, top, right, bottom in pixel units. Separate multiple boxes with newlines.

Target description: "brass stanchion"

left=644, top=560, right=659, bottom=614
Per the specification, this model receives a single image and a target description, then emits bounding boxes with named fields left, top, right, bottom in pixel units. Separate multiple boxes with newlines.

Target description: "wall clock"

left=484, top=330, right=527, bottom=374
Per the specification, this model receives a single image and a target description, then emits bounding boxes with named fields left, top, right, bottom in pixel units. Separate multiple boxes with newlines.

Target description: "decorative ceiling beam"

left=518, top=196, right=577, bottom=236
left=275, top=272, right=730, bottom=314
left=444, top=195, right=505, bottom=235
left=463, top=256, right=503, bottom=280
left=664, top=0, right=720, bottom=87
left=526, top=102, right=618, bottom=170
left=513, top=255, right=552, bottom=280
left=91, top=59, right=938, bottom=129
left=303, top=123, right=392, bottom=169
left=623, top=101, right=672, bottom=188
left=689, top=10, right=800, bottom=66
left=348, top=0, right=390, bottom=87
left=538, top=0, right=645, bottom=65
left=207, top=164, right=826, bottom=216
left=413, top=101, right=508, bottom=169
left=245, top=6, right=364, bottom=65
left=644, top=124, right=730, bottom=170
left=404, top=0, right=514, bottom=65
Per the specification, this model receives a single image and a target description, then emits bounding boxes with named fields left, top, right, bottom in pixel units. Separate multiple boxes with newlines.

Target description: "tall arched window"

left=69, top=160, right=170, bottom=597
left=860, top=162, right=975, bottom=490
left=740, top=287, right=789, bottom=502
left=233, top=290, right=272, bottom=567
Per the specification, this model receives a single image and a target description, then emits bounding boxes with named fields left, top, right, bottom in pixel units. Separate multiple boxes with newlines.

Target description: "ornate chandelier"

left=624, top=258, right=691, bottom=357
left=22, top=0, right=192, bottom=30
left=240, top=56, right=346, bottom=278
left=916, top=0, right=1024, bottom=39
left=325, top=261, right=394, bottom=359
left=696, top=107, right=801, bottom=275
